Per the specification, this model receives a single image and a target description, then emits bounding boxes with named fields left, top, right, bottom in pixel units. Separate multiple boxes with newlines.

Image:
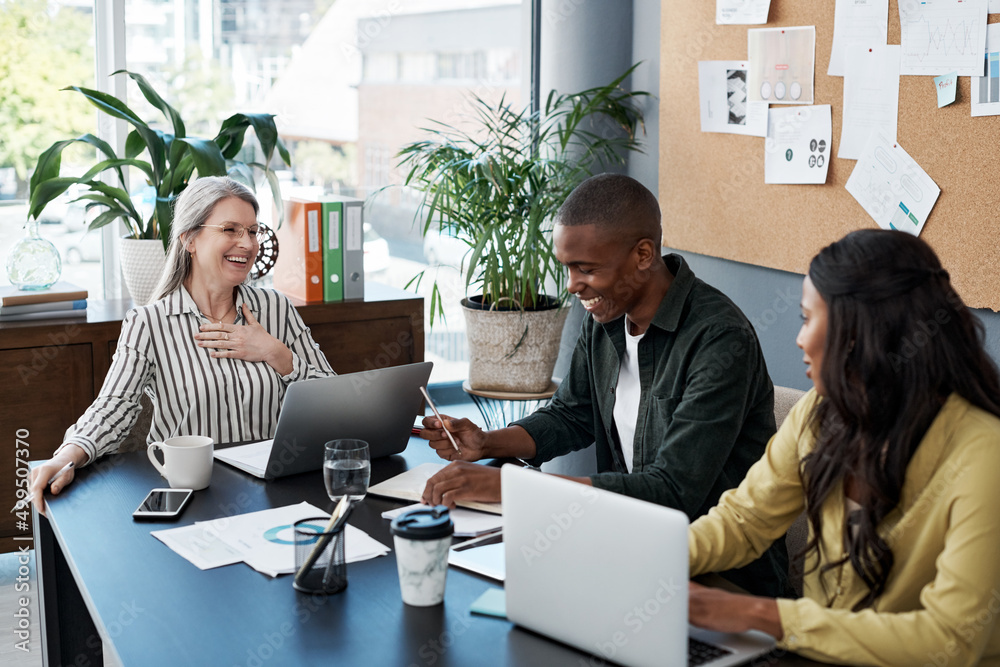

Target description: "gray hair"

left=151, top=176, right=260, bottom=301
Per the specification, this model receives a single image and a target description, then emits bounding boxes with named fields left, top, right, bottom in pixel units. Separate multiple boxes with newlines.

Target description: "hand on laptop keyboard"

left=688, top=582, right=782, bottom=639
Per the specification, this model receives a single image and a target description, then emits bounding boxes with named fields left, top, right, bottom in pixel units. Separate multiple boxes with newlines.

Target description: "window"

left=3, top=0, right=526, bottom=385
left=0, top=0, right=98, bottom=294
left=436, top=52, right=487, bottom=81
left=399, top=52, right=435, bottom=82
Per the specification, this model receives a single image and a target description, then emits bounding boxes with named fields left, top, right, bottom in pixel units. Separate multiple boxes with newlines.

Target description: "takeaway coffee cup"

left=147, top=435, right=214, bottom=490
left=390, top=506, right=454, bottom=606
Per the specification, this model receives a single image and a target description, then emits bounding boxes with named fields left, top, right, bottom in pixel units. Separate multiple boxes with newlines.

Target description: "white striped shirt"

left=64, top=284, right=336, bottom=464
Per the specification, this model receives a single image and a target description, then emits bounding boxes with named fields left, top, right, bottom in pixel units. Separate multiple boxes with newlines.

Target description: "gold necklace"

left=206, top=303, right=236, bottom=323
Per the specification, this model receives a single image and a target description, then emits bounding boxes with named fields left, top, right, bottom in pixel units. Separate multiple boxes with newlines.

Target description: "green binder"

left=320, top=200, right=344, bottom=302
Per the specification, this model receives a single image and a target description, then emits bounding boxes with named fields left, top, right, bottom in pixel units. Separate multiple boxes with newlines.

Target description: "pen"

left=10, top=461, right=75, bottom=513
left=321, top=501, right=355, bottom=586
left=50, top=461, right=76, bottom=485
left=419, top=386, right=460, bottom=453
left=451, top=529, right=503, bottom=552
left=294, top=495, right=352, bottom=589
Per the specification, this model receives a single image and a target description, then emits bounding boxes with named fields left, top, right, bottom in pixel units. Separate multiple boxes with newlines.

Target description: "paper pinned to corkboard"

left=659, top=2, right=1000, bottom=311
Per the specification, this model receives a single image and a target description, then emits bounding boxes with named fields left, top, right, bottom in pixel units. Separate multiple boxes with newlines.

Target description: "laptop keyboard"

left=688, top=637, right=734, bottom=666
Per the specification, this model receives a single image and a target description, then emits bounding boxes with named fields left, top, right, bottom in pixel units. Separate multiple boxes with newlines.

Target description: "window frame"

left=91, top=0, right=541, bottom=304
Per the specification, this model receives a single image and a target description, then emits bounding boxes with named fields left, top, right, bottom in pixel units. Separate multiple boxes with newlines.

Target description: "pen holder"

left=292, top=517, right=347, bottom=595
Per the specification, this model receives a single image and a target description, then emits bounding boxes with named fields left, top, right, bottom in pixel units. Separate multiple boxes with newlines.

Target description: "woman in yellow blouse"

left=688, top=229, right=1000, bottom=666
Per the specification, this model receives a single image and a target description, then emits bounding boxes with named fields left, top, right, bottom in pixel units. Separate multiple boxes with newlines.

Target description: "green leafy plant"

left=27, top=70, right=291, bottom=250
left=397, top=64, right=649, bottom=325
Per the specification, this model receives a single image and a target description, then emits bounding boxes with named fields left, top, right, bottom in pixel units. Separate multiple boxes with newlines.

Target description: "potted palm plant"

left=398, top=65, right=648, bottom=392
left=27, top=70, right=290, bottom=304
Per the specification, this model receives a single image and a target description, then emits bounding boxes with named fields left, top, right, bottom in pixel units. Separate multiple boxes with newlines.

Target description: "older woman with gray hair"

left=29, top=176, right=335, bottom=507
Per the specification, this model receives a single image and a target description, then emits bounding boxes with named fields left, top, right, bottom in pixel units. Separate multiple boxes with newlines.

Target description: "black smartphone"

left=132, top=488, right=194, bottom=521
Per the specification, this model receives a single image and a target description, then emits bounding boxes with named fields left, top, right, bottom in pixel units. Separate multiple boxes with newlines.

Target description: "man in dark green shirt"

left=421, top=174, right=787, bottom=596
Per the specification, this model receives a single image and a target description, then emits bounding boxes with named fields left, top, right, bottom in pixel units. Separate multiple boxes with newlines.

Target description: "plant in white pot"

left=398, top=65, right=648, bottom=392
left=27, top=70, right=290, bottom=305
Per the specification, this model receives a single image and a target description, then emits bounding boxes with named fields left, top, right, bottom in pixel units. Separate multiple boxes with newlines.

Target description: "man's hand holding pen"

left=418, top=415, right=487, bottom=463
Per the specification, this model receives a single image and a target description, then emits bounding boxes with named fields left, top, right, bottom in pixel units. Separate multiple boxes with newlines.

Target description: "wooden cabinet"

left=0, top=283, right=422, bottom=552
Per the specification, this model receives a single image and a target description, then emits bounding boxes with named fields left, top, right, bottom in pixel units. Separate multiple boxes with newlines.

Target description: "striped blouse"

left=63, top=284, right=336, bottom=464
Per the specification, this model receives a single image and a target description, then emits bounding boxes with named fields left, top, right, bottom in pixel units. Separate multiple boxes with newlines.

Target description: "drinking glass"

left=324, top=439, right=371, bottom=503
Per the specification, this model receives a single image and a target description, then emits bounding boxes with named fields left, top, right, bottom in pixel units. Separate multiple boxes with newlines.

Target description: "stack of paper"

left=214, top=440, right=273, bottom=477
left=449, top=543, right=505, bottom=582
left=382, top=503, right=503, bottom=537
left=152, top=502, right=390, bottom=576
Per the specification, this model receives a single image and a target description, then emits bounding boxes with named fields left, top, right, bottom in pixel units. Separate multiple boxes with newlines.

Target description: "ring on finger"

left=224, top=332, right=229, bottom=341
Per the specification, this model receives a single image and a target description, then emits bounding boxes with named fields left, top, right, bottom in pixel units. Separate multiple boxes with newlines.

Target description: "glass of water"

left=324, top=439, right=371, bottom=503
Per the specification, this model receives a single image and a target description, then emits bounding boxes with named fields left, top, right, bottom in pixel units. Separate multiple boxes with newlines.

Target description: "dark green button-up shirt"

left=514, top=254, right=787, bottom=595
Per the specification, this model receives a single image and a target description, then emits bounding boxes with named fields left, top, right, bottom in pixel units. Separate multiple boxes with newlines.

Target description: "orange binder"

left=272, top=198, right=324, bottom=302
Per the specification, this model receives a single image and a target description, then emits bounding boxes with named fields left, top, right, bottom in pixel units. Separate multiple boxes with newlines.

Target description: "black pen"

left=451, top=529, right=503, bottom=551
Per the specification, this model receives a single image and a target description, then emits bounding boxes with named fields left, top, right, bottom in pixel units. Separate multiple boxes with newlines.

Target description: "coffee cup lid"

left=390, top=506, right=454, bottom=540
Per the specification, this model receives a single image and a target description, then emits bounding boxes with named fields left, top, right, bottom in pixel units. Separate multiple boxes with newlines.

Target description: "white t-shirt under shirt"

left=613, top=319, right=645, bottom=473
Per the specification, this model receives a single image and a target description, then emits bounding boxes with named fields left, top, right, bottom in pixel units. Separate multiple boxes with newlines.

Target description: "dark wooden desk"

left=3, top=282, right=423, bottom=552
left=33, top=442, right=826, bottom=667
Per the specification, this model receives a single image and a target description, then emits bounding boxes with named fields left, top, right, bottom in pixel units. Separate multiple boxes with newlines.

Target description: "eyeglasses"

left=200, top=223, right=262, bottom=241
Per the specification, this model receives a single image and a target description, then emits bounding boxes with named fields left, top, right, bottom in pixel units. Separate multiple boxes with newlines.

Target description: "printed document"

left=717, top=0, right=770, bottom=25
left=764, top=105, right=832, bottom=185
left=828, top=0, right=889, bottom=76
left=839, top=45, right=900, bottom=160
left=153, top=502, right=390, bottom=576
left=899, top=0, right=987, bottom=76
left=748, top=26, right=816, bottom=104
left=698, top=61, right=768, bottom=137
left=151, top=523, right=245, bottom=570
left=846, top=132, right=940, bottom=236
left=972, top=23, right=1000, bottom=116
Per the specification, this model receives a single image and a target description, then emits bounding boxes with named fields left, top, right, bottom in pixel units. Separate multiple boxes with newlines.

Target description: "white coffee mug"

left=147, top=435, right=214, bottom=490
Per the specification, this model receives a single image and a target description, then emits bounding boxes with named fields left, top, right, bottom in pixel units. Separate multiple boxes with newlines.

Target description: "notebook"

left=214, top=362, right=433, bottom=479
left=501, top=465, right=775, bottom=667
left=367, top=462, right=502, bottom=514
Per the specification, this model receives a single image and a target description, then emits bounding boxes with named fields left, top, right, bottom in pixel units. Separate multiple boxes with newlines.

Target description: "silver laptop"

left=215, top=362, right=432, bottom=479
left=501, top=465, right=775, bottom=667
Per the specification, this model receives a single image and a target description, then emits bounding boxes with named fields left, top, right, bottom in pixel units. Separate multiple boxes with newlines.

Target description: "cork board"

left=659, top=1, right=1000, bottom=311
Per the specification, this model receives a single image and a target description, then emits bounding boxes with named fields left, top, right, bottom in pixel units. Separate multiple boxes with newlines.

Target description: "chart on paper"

left=973, top=23, right=1000, bottom=115
left=979, top=51, right=999, bottom=101
left=899, top=0, right=988, bottom=76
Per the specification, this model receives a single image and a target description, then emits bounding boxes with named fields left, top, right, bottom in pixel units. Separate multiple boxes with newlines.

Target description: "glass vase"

left=5, top=218, right=62, bottom=290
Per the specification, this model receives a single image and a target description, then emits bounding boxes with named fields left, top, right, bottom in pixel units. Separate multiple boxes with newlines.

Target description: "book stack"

left=272, top=195, right=365, bottom=303
left=0, top=281, right=89, bottom=322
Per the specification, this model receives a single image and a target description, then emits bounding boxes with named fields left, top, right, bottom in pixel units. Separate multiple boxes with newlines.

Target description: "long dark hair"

left=801, top=229, right=1000, bottom=610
